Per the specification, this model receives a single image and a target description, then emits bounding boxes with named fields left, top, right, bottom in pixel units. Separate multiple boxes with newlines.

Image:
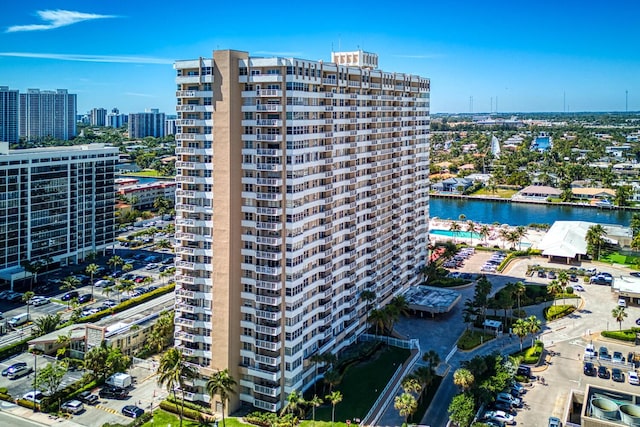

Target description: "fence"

left=359, top=333, right=420, bottom=350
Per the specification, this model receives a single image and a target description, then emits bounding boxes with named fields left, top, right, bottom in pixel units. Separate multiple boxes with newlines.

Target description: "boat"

left=595, top=199, right=613, bottom=208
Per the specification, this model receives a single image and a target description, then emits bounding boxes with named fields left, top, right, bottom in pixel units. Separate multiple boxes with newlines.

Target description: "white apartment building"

left=0, top=143, right=118, bottom=286
left=19, top=88, right=77, bottom=141
left=173, top=50, right=430, bottom=413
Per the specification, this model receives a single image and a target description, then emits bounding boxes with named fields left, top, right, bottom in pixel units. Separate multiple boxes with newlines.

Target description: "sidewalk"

left=2, top=403, right=85, bottom=426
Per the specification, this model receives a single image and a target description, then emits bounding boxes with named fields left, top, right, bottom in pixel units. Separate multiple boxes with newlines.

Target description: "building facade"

left=128, top=109, right=165, bottom=138
left=107, top=108, right=128, bottom=128
left=90, top=108, right=107, bottom=127
left=116, top=180, right=176, bottom=210
left=173, top=50, right=430, bottom=412
left=19, top=89, right=77, bottom=141
left=0, top=143, right=119, bottom=285
left=0, top=86, right=19, bottom=144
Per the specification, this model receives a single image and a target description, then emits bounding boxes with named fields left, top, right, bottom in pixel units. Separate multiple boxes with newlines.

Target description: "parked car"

left=103, top=299, right=117, bottom=308
left=496, top=392, right=522, bottom=408
left=573, top=284, right=585, bottom=292
left=2, top=362, right=26, bottom=376
left=23, top=391, right=44, bottom=404
left=547, top=271, right=557, bottom=279
left=613, top=351, right=625, bottom=363
left=619, top=298, right=627, bottom=308
left=484, top=410, right=516, bottom=425
left=61, top=291, right=79, bottom=301
left=517, top=365, right=532, bottom=378
left=77, top=391, right=99, bottom=405
left=569, top=274, right=578, bottom=282
left=629, top=371, right=640, bottom=385
left=598, top=366, right=610, bottom=379
left=31, top=296, right=51, bottom=306
left=548, top=416, right=562, bottom=427
left=584, top=362, right=597, bottom=376
left=99, top=386, right=128, bottom=399
left=61, top=400, right=84, bottom=414
left=122, top=405, right=145, bottom=418
left=537, top=270, right=547, bottom=278
left=8, top=364, right=33, bottom=379
left=599, top=346, right=611, bottom=360
left=612, top=368, right=625, bottom=382
left=585, top=344, right=596, bottom=358
left=77, top=294, right=92, bottom=304
left=94, top=279, right=111, bottom=288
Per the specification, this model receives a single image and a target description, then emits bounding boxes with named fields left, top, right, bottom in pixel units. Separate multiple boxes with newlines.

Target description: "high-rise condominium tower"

left=173, top=50, right=430, bottom=413
left=0, top=86, right=19, bottom=144
left=19, top=89, right=77, bottom=141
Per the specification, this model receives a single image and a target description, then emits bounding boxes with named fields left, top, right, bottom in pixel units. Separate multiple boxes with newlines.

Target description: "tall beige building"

left=173, top=50, right=430, bottom=413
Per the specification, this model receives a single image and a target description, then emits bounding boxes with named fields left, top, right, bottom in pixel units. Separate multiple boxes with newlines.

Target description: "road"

left=376, top=253, right=636, bottom=427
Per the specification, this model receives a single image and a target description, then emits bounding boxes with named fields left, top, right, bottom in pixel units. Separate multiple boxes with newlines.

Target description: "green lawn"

left=457, top=329, right=495, bottom=350
left=119, top=170, right=173, bottom=178
left=471, top=188, right=518, bottom=198
left=601, top=252, right=639, bottom=266
left=313, top=345, right=411, bottom=423
left=142, top=410, right=250, bottom=427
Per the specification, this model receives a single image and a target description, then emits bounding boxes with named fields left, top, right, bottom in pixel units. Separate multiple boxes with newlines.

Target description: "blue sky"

left=1, top=0, right=638, bottom=114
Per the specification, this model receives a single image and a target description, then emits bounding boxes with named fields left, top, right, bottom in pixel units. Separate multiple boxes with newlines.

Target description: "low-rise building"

left=117, top=180, right=176, bottom=210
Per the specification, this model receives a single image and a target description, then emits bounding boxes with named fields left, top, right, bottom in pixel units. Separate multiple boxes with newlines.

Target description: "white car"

left=23, top=390, right=45, bottom=404
left=573, top=284, right=585, bottom=292
left=629, top=371, right=640, bottom=385
left=61, top=399, right=84, bottom=414
left=484, top=410, right=516, bottom=425
left=94, top=279, right=111, bottom=288
left=31, top=296, right=50, bottom=306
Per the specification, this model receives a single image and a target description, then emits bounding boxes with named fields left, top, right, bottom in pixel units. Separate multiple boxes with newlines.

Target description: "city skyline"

left=1, top=1, right=639, bottom=115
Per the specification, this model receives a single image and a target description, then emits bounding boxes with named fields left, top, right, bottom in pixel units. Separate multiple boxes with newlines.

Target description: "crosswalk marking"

left=96, top=404, right=120, bottom=415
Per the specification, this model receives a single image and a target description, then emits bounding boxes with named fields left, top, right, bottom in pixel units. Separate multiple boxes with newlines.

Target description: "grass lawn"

left=143, top=410, right=251, bottom=427
left=601, top=252, right=639, bottom=266
left=457, top=329, right=495, bottom=350
left=120, top=170, right=171, bottom=178
left=471, top=188, right=518, bottom=198
left=514, top=340, right=544, bottom=364
left=314, top=345, right=411, bottom=423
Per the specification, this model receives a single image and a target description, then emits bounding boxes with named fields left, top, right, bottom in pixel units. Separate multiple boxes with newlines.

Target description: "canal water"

left=430, top=197, right=633, bottom=227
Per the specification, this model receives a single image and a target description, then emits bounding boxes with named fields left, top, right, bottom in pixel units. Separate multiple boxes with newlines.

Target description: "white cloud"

left=124, top=92, right=156, bottom=98
left=0, top=52, right=172, bottom=64
left=6, top=9, right=117, bottom=33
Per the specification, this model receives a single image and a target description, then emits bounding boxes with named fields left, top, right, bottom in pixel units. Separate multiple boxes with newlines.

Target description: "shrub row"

left=166, top=394, right=213, bottom=415
left=101, top=412, right=152, bottom=427
left=0, top=337, right=31, bottom=361
left=602, top=329, right=638, bottom=342
left=16, top=398, right=39, bottom=411
left=429, top=278, right=472, bottom=288
left=544, top=305, right=575, bottom=321
left=159, top=400, right=204, bottom=421
left=72, top=283, right=175, bottom=325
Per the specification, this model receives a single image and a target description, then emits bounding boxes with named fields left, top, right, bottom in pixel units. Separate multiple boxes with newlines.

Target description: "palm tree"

left=557, top=271, right=569, bottom=304
left=107, top=255, right=124, bottom=274
left=512, top=318, right=528, bottom=351
left=206, top=369, right=237, bottom=427
left=368, top=308, right=387, bottom=335
left=449, top=222, right=461, bottom=243
left=515, top=226, right=527, bottom=250
left=323, top=369, right=341, bottom=393
left=282, top=390, right=305, bottom=419
left=547, top=280, right=562, bottom=306
left=479, top=225, right=491, bottom=245
left=308, top=395, right=323, bottom=427
left=453, top=368, right=474, bottom=392
left=325, top=391, right=343, bottom=427
left=394, top=392, right=418, bottom=426
left=359, top=290, right=376, bottom=321
left=157, top=348, right=197, bottom=427
left=422, top=349, right=440, bottom=371
left=86, top=263, right=99, bottom=301
left=461, top=299, right=479, bottom=330
left=22, top=291, right=35, bottom=318
left=586, top=224, right=606, bottom=260
left=60, top=276, right=80, bottom=308
left=498, top=228, right=511, bottom=249
left=466, top=221, right=476, bottom=245
left=33, top=313, right=61, bottom=337
left=526, top=315, right=542, bottom=347
left=513, top=281, right=526, bottom=317
left=612, top=306, right=628, bottom=331
left=156, top=239, right=172, bottom=261
left=401, top=376, right=422, bottom=397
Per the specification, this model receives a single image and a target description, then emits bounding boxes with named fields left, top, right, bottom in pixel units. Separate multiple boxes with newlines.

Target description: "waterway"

left=430, top=196, right=633, bottom=227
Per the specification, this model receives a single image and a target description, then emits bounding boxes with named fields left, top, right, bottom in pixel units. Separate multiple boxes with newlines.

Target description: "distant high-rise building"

left=0, top=86, right=19, bottom=143
left=106, top=108, right=128, bottom=128
left=0, top=142, right=118, bottom=287
left=19, top=89, right=77, bottom=141
left=90, top=108, right=107, bottom=126
left=173, top=50, right=430, bottom=413
left=165, top=117, right=177, bottom=136
left=128, top=109, right=165, bottom=138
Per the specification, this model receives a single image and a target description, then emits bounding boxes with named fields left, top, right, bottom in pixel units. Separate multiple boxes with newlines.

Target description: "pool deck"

left=429, top=218, right=545, bottom=249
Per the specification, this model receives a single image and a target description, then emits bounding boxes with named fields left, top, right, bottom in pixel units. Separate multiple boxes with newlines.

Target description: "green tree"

left=86, top=263, right=100, bottom=300
left=282, top=390, right=306, bottom=419
left=526, top=315, right=542, bottom=347
left=394, top=392, right=418, bottom=426
left=612, top=306, right=628, bottom=330
left=586, top=224, right=606, bottom=260
left=60, top=276, right=80, bottom=308
left=32, top=313, right=61, bottom=337
left=323, top=369, right=342, bottom=393
left=512, top=318, right=528, bottom=351
left=107, top=255, right=124, bottom=274
left=448, top=393, right=475, bottom=427
left=158, top=348, right=197, bottom=427
left=479, top=225, right=491, bottom=245
left=34, top=361, right=67, bottom=401
left=401, top=376, right=422, bottom=396
left=615, top=185, right=632, bottom=207
left=449, top=222, right=461, bottom=243
left=22, top=291, right=35, bottom=319
left=547, top=280, right=562, bottom=306
left=325, top=391, right=343, bottom=427
left=206, top=369, right=237, bottom=427
left=513, top=281, right=526, bottom=317
left=453, top=368, right=475, bottom=392
left=308, top=395, right=323, bottom=427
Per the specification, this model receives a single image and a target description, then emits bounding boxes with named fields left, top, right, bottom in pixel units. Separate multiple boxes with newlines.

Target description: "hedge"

left=0, top=337, right=31, bottom=361
left=602, top=328, right=640, bottom=342
left=101, top=412, right=152, bottom=427
left=159, top=400, right=206, bottom=421
left=544, top=305, right=575, bottom=321
left=497, top=249, right=542, bottom=272
left=0, top=392, right=13, bottom=403
left=166, top=395, right=213, bottom=415
left=70, top=283, right=175, bottom=325
left=16, top=398, right=39, bottom=411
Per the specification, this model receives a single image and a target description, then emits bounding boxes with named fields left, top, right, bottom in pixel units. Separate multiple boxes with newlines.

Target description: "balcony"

left=254, top=398, right=278, bottom=412
left=256, top=294, right=282, bottom=306
left=255, top=340, right=281, bottom=352
left=256, top=354, right=279, bottom=366
left=256, top=279, right=282, bottom=291
left=254, top=384, right=279, bottom=398
left=176, top=105, right=213, bottom=113
left=255, top=324, right=279, bottom=336
left=255, top=235, right=282, bottom=246
left=256, top=309, right=282, bottom=321
left=246, top=366, right=281, bottom=382
left=256, top=251, right=282, bottom=261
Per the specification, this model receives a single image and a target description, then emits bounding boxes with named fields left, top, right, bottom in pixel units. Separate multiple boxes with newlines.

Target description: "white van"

left=8, top=313, right=30, bottom=328
left=106, top=372, right=132, bottom=389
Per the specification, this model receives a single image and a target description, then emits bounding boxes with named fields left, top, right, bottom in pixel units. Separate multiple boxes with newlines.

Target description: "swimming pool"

left=430, top=229, right=482, bottom=239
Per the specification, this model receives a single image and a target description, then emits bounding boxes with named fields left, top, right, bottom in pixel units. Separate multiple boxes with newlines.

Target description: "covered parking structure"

left=401, top=285, right=461, bottom=318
